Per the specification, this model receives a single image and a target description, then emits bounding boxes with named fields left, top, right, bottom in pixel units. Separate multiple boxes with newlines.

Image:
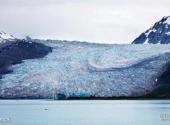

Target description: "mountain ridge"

left=0, top=31, right=16, bottom=44
left=132, top=16, right=170, bottom=44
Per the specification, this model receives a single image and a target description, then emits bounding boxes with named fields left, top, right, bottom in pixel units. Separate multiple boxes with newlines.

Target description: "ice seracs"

left=132, top=16, right=170, bottom=44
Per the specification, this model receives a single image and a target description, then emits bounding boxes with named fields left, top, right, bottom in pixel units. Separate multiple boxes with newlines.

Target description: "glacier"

left=1, top=40, right=170, bottom=99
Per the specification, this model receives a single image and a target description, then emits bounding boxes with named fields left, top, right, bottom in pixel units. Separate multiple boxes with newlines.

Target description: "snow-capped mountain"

left=132, top=16, right=170, bottom=44
left=0, top=31, right=16, bottom=43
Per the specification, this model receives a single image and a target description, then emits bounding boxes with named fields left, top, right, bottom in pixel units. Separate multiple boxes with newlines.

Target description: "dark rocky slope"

left=147, top=62, right=170, bottom=98
left=0, top=39, right=52, bottom=79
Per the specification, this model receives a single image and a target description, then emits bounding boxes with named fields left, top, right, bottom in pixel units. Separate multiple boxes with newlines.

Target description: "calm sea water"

left=0, top=100, right=170, bottom=125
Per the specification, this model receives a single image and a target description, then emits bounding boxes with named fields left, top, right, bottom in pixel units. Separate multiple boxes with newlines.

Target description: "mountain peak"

left=132, top=16, right=170, bottom=44
left=0, top=31, right=16, bottom=43
left=162, top=16, right=170, bottom=24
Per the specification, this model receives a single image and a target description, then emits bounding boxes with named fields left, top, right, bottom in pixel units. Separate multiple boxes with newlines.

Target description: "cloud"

left=0, top=0, right=170, bottom=43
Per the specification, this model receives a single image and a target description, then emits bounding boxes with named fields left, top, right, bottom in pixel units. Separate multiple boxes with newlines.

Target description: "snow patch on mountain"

left=0, top=31, right=16, bottom=43
left=166, top=32, right=170, bottom=35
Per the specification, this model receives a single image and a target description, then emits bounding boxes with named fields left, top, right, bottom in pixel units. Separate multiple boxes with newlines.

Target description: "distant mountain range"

left=1, top=16, right=170, bottom=44
left=132, top=16, right=170, bottom=44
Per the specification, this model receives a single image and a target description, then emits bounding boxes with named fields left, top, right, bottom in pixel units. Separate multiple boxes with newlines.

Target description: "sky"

left=0, top=0, right=170, bottom=44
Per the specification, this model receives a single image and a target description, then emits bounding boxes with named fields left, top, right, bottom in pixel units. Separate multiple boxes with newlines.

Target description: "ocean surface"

left=0, top=100, right=170, bottom=125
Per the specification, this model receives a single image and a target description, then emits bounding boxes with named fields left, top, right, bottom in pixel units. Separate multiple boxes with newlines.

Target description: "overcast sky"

left=0, top=0, right=170, bottom=44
